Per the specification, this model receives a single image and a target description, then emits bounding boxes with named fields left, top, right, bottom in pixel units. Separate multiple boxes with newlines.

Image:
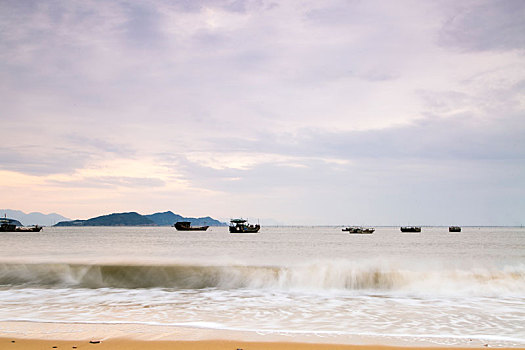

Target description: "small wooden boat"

left=174, top=221, right=209, bottom=231
left=449, top=226, right=461, bottom=232
left=400, top=226, right=421, bottom=232
left=342, top=227, right=375, bottom=234
left=229, top=219, right=260, bottom=233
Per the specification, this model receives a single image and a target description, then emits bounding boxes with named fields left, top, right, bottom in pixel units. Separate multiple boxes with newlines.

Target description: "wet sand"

left=1, top=322, right=523, bottom=350
left=2, top=337, right=524, bottom=350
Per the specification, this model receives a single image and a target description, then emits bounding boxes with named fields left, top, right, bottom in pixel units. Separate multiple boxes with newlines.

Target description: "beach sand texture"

left=3, top=338, right=524, bottom=350
left=1, top=321, right=522, bottom=350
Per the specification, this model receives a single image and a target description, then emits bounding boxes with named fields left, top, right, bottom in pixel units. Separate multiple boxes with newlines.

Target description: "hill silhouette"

left=55, top=211, right=226, bottom=227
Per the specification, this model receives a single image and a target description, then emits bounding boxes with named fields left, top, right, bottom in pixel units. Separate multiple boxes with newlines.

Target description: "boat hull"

left=342, top=227, right=375, bottom=234
left=15, top=226, right=42, bottom=232
left=175, top=226, right=209, bottom=231
left=0, top=224, right=17, bottom=232
left=449, top=226, right=461, bottom=232
left=229, top=225, right=260, bottom=233
left=174, top=222, right=209, bottom=231
left=400, top=227, right=421, bottom=232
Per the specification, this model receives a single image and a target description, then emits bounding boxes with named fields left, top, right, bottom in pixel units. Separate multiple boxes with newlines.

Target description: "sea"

left=0, top=226, right=524, bottom=347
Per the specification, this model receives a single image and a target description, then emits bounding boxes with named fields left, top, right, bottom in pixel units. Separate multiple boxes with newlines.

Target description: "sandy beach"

left=2, top=337, right=524, bottom=350
left=2, top=322, right=524, bottom=350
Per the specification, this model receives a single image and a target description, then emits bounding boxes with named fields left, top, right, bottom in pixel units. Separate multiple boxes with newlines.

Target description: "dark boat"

left=174, top=221, right=209, bottom=231
left=0, top=216, right=41, bottom=232
left=229, top=219, right=260, bottom=233
left=400, top=226, right=421, bottom=232
left=449, top=226, right=461, bottom=232
left=342, top=227, right=375, bottom=234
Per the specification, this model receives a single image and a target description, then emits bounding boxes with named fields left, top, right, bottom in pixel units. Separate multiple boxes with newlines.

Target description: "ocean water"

left=0, top=226, right=524, bottom=346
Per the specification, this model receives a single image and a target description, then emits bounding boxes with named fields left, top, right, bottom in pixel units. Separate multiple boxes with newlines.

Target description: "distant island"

left=1, top=209, right=70, bottom=226
left=144, top=211, right=225, bottom=227
left=54, top=211, right=226, bottom=227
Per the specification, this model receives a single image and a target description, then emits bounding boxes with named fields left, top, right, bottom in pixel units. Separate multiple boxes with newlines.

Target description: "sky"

left=1, top=0, right=524, bottom=225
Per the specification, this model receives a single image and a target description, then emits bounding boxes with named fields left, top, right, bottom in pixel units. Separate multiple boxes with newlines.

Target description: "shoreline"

left=1, top=322, right=523, bottom=349
left=2, top=338, right=524, bottom=350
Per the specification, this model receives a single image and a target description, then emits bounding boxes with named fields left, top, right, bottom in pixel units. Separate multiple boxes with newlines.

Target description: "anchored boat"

left=229, top=219, right=260, bottom=233
left=400, top=226, right=421, bottom=232
left=342, top=227, right=375, bottom=234
left=1, top=216, right=42, bottom=232
left=174, top=221, right=209, bottom=231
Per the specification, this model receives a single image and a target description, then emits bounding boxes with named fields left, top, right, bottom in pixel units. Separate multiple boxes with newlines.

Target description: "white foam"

left=1, top=261, right=524, bottom=297
left=3, top=318, right=525, bottom=346
left=1, top=285, right=524, bottom=347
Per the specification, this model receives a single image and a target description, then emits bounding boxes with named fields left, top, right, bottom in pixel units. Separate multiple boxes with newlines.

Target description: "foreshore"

left=1, top=322, right=523, bottom=350
left=4, top=338, right=524, bottom=350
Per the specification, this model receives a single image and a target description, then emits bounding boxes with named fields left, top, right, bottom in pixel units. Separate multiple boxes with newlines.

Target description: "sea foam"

left=1, top=261, right=523, bottom=297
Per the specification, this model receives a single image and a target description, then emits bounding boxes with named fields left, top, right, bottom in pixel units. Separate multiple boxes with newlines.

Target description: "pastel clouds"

left=1, top=0, right=524, bottom=224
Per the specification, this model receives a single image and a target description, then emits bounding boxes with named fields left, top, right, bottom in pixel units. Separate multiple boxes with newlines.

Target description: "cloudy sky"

left=1, top=0, right=524, bottom=225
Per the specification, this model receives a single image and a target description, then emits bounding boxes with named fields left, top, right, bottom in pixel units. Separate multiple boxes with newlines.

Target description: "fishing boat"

left=449, top=226, right=461, bottom=232
left=0, top=216, right=42, bottom=232
left=342, top=227, right=375, bottom=234
left=174, top=221, right=209, bottom=231
left=400, top=226, right=421, bottom=232
left=229, top=219, right=260, bottom=233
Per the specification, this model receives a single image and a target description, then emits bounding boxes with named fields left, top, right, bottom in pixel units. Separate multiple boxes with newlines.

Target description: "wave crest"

left=0, top=262, right=523, bottom=295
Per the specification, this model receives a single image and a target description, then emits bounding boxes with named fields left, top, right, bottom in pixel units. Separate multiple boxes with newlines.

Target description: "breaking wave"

left=0, top=262, right=524, bottom=296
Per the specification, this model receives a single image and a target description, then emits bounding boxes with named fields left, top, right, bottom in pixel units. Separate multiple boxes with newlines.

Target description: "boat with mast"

left=0, top=215, right=42, bottom=232
left=229, top=218, right=260, bottom=233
